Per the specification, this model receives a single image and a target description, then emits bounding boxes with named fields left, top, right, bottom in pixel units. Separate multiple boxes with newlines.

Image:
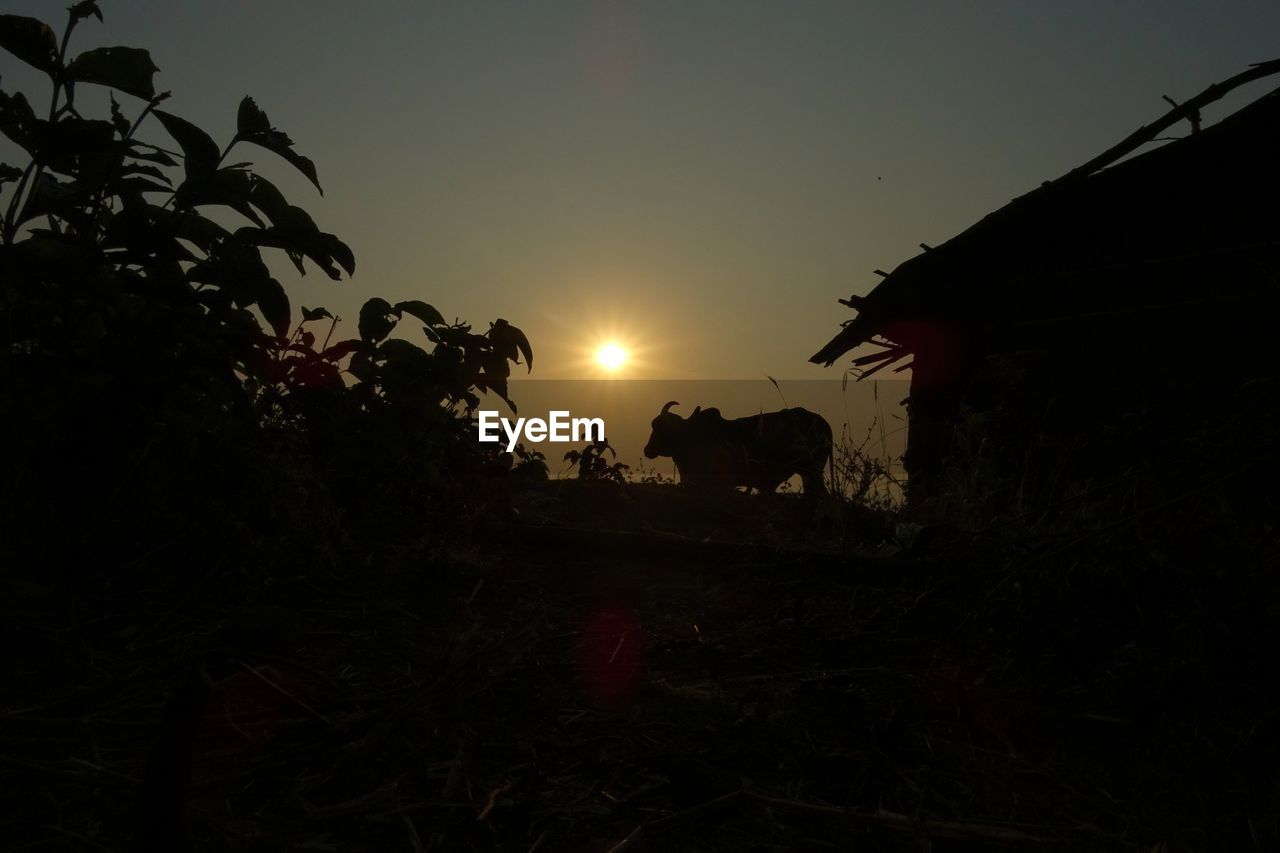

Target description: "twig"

left=42, top=825, right=115, bottom=853
left=233, top=659, right=332, bottom=726
left=475, top=779, right=514, bottom=822
left=66, top=756, right=141, bottom=784
left=606, top=790, right=744, bottom=851
left=1056, top=58, right=1280, bottom=183
left=604, top=823, right=646, bottom=852
left=292, top=781, right=399, bottom=819
left=403, top=814, right=425, bottom=853
left=746, top=792, right=1046, bottom=844
left=604, top=787, right=1050, bottom=849
left=1161, top=94, right=1201, bottom=133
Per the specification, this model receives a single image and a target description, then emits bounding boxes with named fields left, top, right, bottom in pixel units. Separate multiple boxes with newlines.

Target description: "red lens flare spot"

left=576, top=607, right=646, bottom=707
left=193, top=664, right=306, bottom=781
left=879, top=319, right=968, bottom=388
left=922, top=660, right=1017, bottom=755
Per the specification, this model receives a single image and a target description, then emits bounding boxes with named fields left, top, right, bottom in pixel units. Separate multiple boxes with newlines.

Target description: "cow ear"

left=692, top=406, right=701, bottom=415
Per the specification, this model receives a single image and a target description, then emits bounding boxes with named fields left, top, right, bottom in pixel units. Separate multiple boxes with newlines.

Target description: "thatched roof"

left=811, top=60, right=1280, bottom=377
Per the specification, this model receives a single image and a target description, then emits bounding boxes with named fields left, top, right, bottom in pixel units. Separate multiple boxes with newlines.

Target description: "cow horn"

left=661, top=400, right=679, bottom=415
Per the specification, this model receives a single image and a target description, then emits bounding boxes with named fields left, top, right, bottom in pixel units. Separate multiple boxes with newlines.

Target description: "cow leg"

left=800, top=468, right=828, bottom=497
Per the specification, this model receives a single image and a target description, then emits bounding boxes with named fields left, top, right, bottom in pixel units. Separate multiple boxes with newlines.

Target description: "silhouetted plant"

left=829, top=421, right=903, bottom=511
left=630, top=461, right=677, bottom=486
left=0, top=4, right=533, bottom=575
left=509, top=444, right=550, bottom=481
left=564, top=439, right=630, bottom=484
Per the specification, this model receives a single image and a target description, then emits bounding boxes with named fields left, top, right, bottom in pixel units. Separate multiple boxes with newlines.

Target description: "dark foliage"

left=5, top=8, right=1276, bottom=853
left=0, top=5, right=535, bottom=581
left=564, top=437, right=630, bottom=484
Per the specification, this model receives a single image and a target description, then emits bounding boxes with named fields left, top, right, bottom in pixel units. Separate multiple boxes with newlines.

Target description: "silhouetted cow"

left=643, top=401, right=832, bottom=495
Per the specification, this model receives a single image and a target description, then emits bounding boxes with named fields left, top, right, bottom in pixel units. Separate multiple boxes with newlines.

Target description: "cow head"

left=644, top=401, right=687, bottom=459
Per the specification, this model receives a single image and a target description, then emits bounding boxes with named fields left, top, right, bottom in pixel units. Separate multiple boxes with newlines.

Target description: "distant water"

left=487, top=379, right=909, bottom=486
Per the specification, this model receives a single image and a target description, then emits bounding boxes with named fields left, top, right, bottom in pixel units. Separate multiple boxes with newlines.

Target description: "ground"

left=3, top=481, right=1274, bottom=852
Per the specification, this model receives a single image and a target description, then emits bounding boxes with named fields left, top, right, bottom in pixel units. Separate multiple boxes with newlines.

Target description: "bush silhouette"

left=0, top=4, right=533, bottom=578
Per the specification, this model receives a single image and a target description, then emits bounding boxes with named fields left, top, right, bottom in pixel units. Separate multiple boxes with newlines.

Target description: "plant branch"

left=2, top=162, right=38, bottom=244
left=5, top=12, right=84, bottom=244
left=1055, top=57, right=1280, bottom=183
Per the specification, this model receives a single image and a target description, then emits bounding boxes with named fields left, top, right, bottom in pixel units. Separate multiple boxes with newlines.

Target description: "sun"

left=595, top=342, right=629, bottom=373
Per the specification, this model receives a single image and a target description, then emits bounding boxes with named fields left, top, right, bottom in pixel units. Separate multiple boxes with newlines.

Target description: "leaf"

left=195, top=287, right=234, bottom=312
left=67, top=46, right=159, bottom=99
left=378, top=338, right=430, bottom=362
left=69, top=2, right=103, bottom=24
left=236, top=95, right=272, bottom=136
left=180, top=171, right=264, bottom=227
left=0, top=163, right=22, bottom=187
left=479, top=348, right=512, bottom=383
left=168, top=210, right=229, bottom=253
left=153, top=110, right=220, bottom=177
left=347, top=351, right=373, bottom=382
left=0, top=15, right=59, bottom=74
left=488, top=318, right=534, bottom=372
left=238, top=204, right=352, bottom=279
left=8, top=230, right=99, bottom=280
left=247, top=173, right=290, bottom=225
left=378, top=339, right=439, bottom=400
left=0, top=89, right=41, bottom=155
left=488, top=380, right=512, bottom=410
left=358, top=297, right=396, bottom=344
left=109, top=94, right=130, bottom=137
left=19, top=173, right=79, bottom=224
left=321, top=232, right=355, bottom=276
left=113, top=175, right=172, bottom=194
left=321, top=339, right=364, bottom=361
left=127, top=141, right=178, bottom=167
left=276, top=146, right=321, bottom=194
left=394, top=300, right=444, bottom=328
left=37, top=116, right=116, bottom=177
left=233, top=96, right=322, bottom=194
left=253, top=276, right=291, bottom=338
left=121, top=162, right=172, bottom=185
left=101, top=204, right=196, bottom=263
left=290, top=360, right=342, bottom=390
left=301, top=305, right=333, bottom=322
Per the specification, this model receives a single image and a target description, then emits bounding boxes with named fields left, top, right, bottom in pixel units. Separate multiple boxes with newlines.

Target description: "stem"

left=58, top=12, right=78, bottom=65
left=217, top=137, right=240, bottom=168
left=48, top=13, right=76, bottom=120
left=91, top=96, right=169, bottom=246
left=2, top=163, right=37, bottom=245
left=321, top=315, right=339, bottom=352
left=127, top=100, right=162, bottom=140
left=4, top=9, right=82, bottom=243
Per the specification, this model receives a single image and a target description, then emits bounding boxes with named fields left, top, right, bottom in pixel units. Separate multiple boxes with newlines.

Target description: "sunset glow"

left=595, top=342, right=629, bottom=372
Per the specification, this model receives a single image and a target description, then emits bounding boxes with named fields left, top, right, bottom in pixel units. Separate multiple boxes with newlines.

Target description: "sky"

left=4, top=1, right=1280, bottom=378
